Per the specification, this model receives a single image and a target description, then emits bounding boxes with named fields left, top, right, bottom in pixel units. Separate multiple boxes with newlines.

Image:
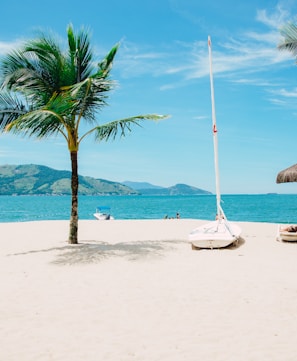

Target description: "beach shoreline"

left=1, top=219, right=297, bottom=360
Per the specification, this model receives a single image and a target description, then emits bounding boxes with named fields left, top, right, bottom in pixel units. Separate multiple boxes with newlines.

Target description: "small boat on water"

left=93, top=206, right=114, bottom=220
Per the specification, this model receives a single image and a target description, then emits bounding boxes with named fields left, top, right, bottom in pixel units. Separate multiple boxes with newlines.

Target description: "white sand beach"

left=1, top=219, right=297, bottom=361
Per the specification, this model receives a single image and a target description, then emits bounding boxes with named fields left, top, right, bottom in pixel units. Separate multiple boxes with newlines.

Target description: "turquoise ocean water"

left=0, top=194, right=297, bottom=224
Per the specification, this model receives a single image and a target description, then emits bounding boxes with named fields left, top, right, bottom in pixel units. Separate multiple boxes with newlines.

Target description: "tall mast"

left=208, top=36, right=221, bottom=216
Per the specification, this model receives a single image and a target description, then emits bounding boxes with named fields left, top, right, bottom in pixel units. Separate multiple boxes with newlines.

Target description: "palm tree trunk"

left=69, top=150, right=79, bottom=244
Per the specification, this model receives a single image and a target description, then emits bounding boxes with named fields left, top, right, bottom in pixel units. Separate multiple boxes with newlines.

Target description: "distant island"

left=123, top=181, right=212, bottom=196
left=0, top=164, right=212, bottom=196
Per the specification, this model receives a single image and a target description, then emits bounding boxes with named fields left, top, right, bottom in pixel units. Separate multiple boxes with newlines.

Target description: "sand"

left=1, top=219, right=297, bottom=361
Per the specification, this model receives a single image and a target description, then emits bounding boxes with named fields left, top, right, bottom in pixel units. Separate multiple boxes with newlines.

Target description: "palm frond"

left=278, top=22, right=297, bottom=57
left=6, top=92, right=77, bottom=138
left=0, top=91, right=28, bottom=130
left=1, top=50, right=36, bottom=89
left=68, top=43, right=118, bottom=119
left=67, top=76, right=114, bottom=122
left=7, top=109, right=63, bottom=138
left=67, top=25, right=78, bottom=82
left=1, top=45, right=61, bottom=105
left=96, top=44, right=119, bottom=78
left=24, top=35, right=66, bottom=91
left=67, top=24, right=93, bottom=82
left=92, top=114, right=169, bottom=142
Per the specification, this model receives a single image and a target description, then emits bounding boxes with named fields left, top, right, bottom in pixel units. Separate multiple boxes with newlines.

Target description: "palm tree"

left=278, top=22, right=297, bottom=56
left=0, top=25, right=168, bottom=244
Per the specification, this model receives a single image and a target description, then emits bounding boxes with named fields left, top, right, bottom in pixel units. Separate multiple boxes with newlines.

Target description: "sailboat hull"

left=189, top=220, right=241, bottom=249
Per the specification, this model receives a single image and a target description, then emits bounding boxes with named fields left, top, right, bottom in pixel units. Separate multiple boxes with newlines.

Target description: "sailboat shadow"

left=228, top=236, right=245, bottom=250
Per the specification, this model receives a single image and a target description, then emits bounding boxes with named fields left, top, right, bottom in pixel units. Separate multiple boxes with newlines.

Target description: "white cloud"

left=256, top=4, right=291, bottom=29
left=193, top=115, right=208, bottom=120
left=268, top=97, right=287, bottom=105
left=114, top=3, right=296, bottom=91
left=0, top=40, right=22, bottom=55
left=245, top=30, right=282, bottom=44
left=274, top=87, right=297, bottom=97
left=232, top=78, right=279, bottom=86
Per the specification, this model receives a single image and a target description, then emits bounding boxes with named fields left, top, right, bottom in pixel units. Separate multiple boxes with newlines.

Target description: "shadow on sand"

left=8, top=236, right=245, bottom=264
left=8, top=240, right=185, bottom=265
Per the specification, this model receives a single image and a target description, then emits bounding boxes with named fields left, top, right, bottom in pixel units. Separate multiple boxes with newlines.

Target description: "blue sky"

left=1, top=0, right=297, bottom=194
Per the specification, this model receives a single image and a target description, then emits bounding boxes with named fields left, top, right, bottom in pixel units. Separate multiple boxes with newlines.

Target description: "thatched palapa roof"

left=276, top=164, right=297, bottom=183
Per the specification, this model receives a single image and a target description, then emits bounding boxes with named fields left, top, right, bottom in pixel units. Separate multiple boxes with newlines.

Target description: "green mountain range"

left=0, top=164, right=212, bottom=196
left=0, top=164, right=137, bottom=195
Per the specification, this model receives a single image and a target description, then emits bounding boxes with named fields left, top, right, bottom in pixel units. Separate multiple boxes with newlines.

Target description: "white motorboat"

left=189, top=36, right=241, bottom=249
left=93, top=206, right=114, bottom=220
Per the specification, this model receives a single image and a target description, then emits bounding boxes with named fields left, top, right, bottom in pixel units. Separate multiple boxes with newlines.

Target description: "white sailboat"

left=189, top=36, right=242, bottom=249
